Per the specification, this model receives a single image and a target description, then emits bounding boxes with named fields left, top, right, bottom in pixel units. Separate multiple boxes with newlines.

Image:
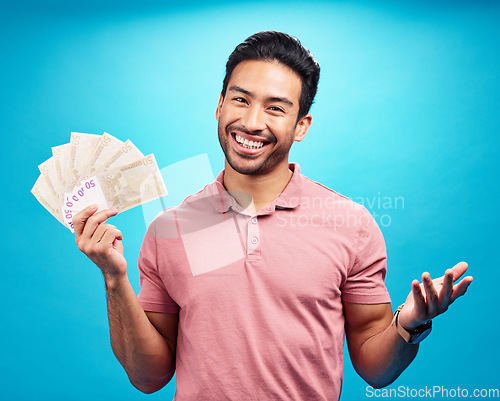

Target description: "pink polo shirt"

left=138, top=163, right=390, bottom=400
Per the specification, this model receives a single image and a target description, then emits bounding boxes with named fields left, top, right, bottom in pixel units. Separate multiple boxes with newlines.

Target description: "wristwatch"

left=391, top=304, right=432, bottom=344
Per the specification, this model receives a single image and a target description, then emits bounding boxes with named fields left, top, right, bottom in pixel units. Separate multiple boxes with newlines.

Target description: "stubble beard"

left=218, top=122, right=295, bottom=176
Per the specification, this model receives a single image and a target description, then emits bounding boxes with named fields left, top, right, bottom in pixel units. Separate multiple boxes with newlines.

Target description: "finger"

left=450, top=261, right=469, bottom=282
left=438, top=269, right=454, bottom=311
left=422, top=272, right=439, bottom=316
left=411, top=279, right=426, bottom=311
left=450, top=276, right=474, bottom=303
left=93, top=223, right=117, bottom=244
left=100, top=226, right=123, bottom=249
left=81, top=209, right=119, bottom=242
left=73, top=204, right=98, bottom=241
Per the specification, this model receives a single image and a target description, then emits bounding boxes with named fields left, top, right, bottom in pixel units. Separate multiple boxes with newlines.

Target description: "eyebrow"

left=228, top=85, right=294, bottom=107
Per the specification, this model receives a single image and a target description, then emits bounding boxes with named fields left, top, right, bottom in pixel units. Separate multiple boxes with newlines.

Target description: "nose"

left=241, top=105, right=266, bottom=132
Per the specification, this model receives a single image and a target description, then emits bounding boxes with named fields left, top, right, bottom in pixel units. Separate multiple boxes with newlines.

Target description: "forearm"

left=104, top=274, right=175, bottom=393
left=355, top=323, right=418, bottom=388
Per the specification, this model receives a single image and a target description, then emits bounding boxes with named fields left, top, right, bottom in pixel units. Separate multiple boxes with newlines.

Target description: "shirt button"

left=251, top=217, right=258, bottom=224
left=251, top=236, right=258, bottom=244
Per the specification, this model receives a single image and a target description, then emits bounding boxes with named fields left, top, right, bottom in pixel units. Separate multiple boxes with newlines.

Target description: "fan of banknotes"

left=31, top=132, right=167, bottom=232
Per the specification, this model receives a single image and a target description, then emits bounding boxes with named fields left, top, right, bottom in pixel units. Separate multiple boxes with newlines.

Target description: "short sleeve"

left=137, top=229, right=180, bottom=314
left=341, top=207, right=391, bottom=304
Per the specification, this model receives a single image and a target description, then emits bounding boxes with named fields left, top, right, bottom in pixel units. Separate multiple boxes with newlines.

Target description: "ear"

left=293, top=113, right=312, bottom=142
left=215, top=93, right=224, bottom=121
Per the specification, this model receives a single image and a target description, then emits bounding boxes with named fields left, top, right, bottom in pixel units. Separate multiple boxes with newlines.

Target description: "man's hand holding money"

left=73, top=205, right=127, bottom=281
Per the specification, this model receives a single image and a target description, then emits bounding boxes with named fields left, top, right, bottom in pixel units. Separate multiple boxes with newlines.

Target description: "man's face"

left=216, top=59, right=311, bottom=176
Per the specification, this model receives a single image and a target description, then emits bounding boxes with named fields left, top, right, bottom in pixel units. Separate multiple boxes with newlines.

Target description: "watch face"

left=410, top=327, right=432, bottom=344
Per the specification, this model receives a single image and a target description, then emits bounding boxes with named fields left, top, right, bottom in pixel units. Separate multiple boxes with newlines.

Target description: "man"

left=73, top=31, right=473, bottom=400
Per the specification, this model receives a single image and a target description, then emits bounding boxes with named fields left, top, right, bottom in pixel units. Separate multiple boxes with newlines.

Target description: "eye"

left=233, top=97, right=247, bottom=104
left=269, top=106, right=285, bottom=113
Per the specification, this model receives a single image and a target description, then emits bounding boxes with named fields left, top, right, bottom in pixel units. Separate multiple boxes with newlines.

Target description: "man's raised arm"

left=73, top=204, right=178, bottom=394
left=344, top=261, right=473, bottom=388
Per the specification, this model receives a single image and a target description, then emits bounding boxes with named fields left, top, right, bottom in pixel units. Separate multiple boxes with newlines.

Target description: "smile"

left=234, top=134, right=266, bottom=150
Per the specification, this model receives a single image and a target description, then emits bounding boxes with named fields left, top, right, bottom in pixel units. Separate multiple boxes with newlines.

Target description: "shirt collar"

left=212, top=163, right=303, bottom=214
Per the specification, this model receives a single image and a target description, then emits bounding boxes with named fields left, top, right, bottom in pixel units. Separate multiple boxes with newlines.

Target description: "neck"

left=223, top=160, right=293, bottom=213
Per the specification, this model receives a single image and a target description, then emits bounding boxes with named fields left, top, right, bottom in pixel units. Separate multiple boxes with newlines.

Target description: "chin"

left=227, top=154, right=284, bottom=176
left=227, top=159, right=264, bottom=176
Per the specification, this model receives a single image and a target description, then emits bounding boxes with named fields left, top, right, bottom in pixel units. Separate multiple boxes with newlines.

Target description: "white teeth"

left=235, top=135, right=265, bottom=149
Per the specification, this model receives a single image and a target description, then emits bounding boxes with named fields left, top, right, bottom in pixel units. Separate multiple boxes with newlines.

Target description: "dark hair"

left=221, top=31, right=320, bottom=120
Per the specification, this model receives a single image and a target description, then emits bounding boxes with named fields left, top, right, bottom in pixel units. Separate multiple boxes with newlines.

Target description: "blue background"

left=1, top=0, right=499, bottom=399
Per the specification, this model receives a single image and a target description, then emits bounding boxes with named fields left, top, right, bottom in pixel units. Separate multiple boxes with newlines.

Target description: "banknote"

left=31, top=175, right=64, bottom=224
left=64, top=132, right=101, bottom=194
left=52, top=143, right=71, bottom=198
left=79, top=132, right=124, bottom=181
left=98, top=154, right=168, bottom=213
left=32, top=131, right=167, bottom=232
left=38, top=157, right=61, bottom=207
left=62, top=154, right=167, bottom=231
left=101, top=139, right=143, bottom=171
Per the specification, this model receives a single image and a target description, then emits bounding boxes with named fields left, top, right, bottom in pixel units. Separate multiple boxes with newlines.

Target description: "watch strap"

left=391, top=304, right=432, bottom=344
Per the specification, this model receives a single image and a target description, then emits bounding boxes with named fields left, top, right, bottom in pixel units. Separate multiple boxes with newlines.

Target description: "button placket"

left=247, top=215, right=260, bottom=258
